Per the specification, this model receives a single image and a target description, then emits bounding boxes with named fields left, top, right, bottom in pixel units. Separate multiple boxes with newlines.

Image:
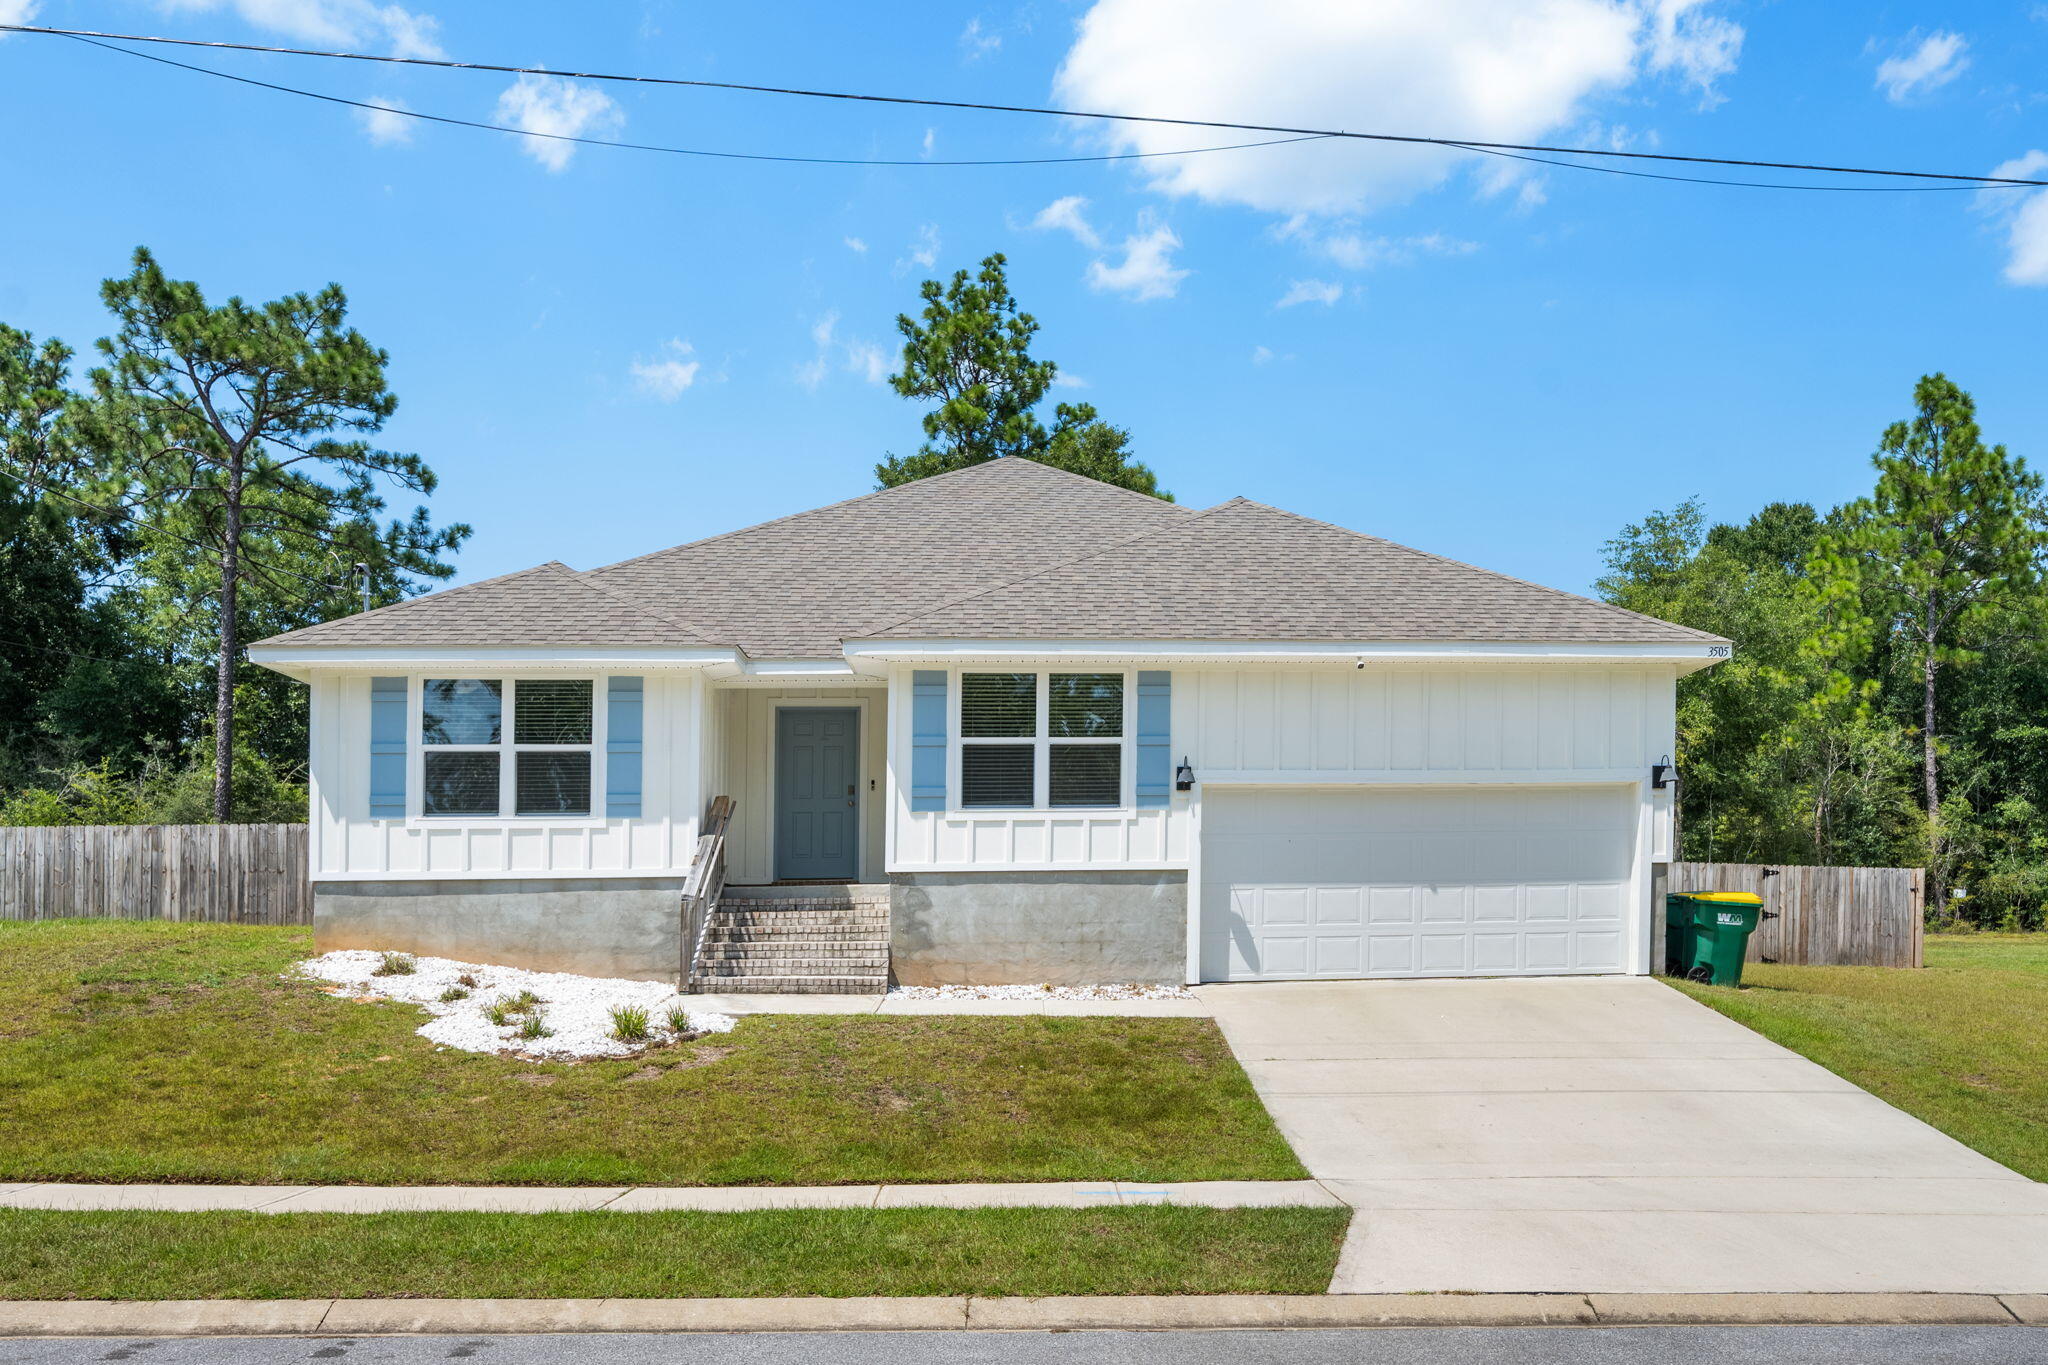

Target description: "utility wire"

left=3, top=21, right=2043, bottom=188
left=56, top=33, right=1329, bottom=167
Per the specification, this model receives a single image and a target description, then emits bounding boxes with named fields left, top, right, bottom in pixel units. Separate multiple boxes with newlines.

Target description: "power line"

left=56, top=33, right=1329, bottom=168
left=4, top=21, right=2043, bottom=189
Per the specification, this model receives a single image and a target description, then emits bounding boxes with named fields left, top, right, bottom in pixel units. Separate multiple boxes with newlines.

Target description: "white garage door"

left=1199, top=785, right=1637, bottom=981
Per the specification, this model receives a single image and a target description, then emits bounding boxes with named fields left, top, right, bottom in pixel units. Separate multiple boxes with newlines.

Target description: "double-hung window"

left=420, top=678, right=595, bottom=818
left=958, top=671, right=1125, bottom=809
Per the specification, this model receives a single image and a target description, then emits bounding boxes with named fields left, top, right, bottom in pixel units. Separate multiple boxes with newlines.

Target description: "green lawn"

left=0, top=1206, right=1349, bottom=1300
left=1670, top=931, right=2048, bottom=1181
left=0, top=920, right=1303, bottom=1186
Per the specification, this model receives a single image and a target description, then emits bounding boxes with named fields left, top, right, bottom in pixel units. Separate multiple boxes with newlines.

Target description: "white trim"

left=951, top=667, right=1132, bottom=814
left=251, top=645, right=736, bottom=680
left=312, top=867, right=693, bottom=884
left=1184, top=783, right=1205, bottom=986
left=767, top=698, right=871, bottom=883
left=412, top=675, right=605, bottom=825
left=882, top=861, right=1187, bottom=875
left=845, top=639, right=1729, bottom=669
left=1196, top=768, right=1651, bottom=786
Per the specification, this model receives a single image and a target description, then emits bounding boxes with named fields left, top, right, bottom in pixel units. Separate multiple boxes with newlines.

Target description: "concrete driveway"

left=1197, top=976, right=2048, bottom=1294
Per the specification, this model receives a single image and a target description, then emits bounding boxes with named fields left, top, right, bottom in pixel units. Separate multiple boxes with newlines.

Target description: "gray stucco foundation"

left=313, top=878, right=686, bottom=984
left=890, top=871, right=1188, bottom=986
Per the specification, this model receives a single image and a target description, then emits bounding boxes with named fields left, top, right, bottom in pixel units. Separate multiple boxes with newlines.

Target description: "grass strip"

left=0, top=920, right=1303, bottom=1186
left=1670, top=932, right=2048, bottom=1181
left=0, top=1206, right=1349, bottom=1300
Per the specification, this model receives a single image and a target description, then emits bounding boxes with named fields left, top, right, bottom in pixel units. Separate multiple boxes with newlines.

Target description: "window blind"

left=1049, top=673, right=1123, bottom=738
left=514, top=679, right=593, bottom=745
left=961, top=672, right=1036, bottom=738
left=423, top=751, right=499, bottom=816
left=1050, top=744, right=1120, bottom=806
left=961, top=744, right=1034, bottom=807
left=516, top=751, right=592, bottom=817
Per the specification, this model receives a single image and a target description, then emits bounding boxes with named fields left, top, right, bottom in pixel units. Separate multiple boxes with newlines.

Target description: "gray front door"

left=774, top=707, right=859, bottom=881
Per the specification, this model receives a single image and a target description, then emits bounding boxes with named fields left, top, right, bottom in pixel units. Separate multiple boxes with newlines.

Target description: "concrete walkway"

left=0, top=1179, right=1336, bottom=1214
left=0, top=1291, right=2042, bottom=1336
left=686, top=992, right=1209, bottom=1016
left=1196, top=976, right=2048, bottom=1296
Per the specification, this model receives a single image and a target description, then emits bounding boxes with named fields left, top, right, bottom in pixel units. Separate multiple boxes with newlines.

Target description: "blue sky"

left=1, top=0, right=2043, bottom=600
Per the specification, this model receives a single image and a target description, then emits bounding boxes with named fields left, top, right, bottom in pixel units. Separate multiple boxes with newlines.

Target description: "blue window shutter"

left=606, top=676, right=645, bottom=818
left=1135, top=670, right=1172, bottom=808
left=910, top=670, right=948, bottom=811
left=368, top=676, right=408, bottom=819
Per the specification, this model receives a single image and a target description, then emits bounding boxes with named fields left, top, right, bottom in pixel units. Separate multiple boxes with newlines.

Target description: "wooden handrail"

left=681, top=796, right=734, bottom=990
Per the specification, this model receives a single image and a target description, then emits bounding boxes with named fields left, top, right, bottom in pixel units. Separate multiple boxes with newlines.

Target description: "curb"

left=0, top=1293, right=2040, bottom=1336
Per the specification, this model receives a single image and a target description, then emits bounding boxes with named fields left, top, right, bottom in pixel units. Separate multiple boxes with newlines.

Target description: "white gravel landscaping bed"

left=886, top=982, right=1194, bottom=1001
left=294, top=950, right=736, bottom=1060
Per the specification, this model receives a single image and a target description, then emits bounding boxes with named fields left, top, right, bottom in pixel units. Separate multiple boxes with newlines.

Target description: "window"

left=958, top=671, right=1124, bottom=808
left=420, top=678, right=595, bottom=817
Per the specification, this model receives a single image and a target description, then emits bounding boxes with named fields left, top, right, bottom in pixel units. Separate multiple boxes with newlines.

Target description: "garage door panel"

left=1201, top=785, right=1638, bottom=982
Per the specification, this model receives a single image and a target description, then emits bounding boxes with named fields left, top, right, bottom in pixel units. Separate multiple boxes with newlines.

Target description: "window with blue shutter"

left=910, top=670, right=947, bottom=811
left=1134, top=670, right=1172, bottom=808
left=368, top=676, right=408, bottom=819
left=606, top=676, right=644, bottom=818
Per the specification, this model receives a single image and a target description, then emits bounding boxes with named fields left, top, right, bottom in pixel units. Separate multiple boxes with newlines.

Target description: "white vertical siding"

left=884, top=662, right=1680, bottom=874
left=309, top=670, right=707, bottom=881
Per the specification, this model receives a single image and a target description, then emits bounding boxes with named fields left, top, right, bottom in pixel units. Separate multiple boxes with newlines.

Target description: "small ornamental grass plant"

left=609, top=1005, right=651, bottom=1043
left=438, top=986, right=469, bottom=1003
left=664, top=1005, right=694, bottom=1036
left=518, top=1012, right=553, bottom=1040
left=372, top=952, right=416, bottom=977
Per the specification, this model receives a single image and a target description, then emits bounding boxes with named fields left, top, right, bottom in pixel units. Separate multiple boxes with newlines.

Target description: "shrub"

left=372, top=952, right=416, bottom=977
left=664, top=1005, right=693, bottom=1035
left=518, top=1012, right=553, bottom=1040
left=609, top=1005, right=651, bottom=1042
left=438, top=986, right=469, bottom=1003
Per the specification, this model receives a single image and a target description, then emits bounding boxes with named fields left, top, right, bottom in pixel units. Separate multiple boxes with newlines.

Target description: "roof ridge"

left=850, top=496, right=1242, bottom=640
left=586, top=456, right=1190, bottom=581
left=1218, top=499, right=1723, bottom=642
left=553, top=562, right=717, bottom=643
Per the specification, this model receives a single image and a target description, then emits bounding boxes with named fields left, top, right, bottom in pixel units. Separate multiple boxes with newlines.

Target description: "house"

left=251, top=457, right=1728, bottom=992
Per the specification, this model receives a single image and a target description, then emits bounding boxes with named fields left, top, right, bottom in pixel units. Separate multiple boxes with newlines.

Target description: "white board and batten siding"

left=307, top=671, right=710, bottom=881
left=884, top=663, right=1677, bottom=874
left=715, top=687, right=889, bottom=885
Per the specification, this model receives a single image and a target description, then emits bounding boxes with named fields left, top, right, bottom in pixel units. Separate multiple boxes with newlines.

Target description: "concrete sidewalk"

left=0, top=1292, right=2041, bottom=1336
left=0, top=1179, right=1339, bottom=1214
left=1198, top=976, right=2048, bottom=1295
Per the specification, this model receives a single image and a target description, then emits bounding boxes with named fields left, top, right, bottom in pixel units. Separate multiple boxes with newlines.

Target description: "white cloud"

left=153, top=0, right=443, bottom=58
left=1280, top=222, right=1480, bottom=270
left=354, top=97, right=413, bottom=145
left=493, top=73, right=624, bottom=172
left=0, top=0, right=42, bottom=33
left=1874, top=30, right=1969, bottom=103
left=922, top=127, right=936, bottom=158
left=843, top=236, right=868, bottom=253
left=1981, top=151, right=2048, bottom=285
left=895, top=223, right=941, bottom=275
left=960, top=17, right=1001, bottom=59
left=1052, top=371, right=1090, bottom=388
left=1641, top=0, right=1742, bottom=107
left=1031, top=195, right=1103, bottom=248
left=630, top=339, right=702, bottom=401
left=1086, top=216, right=1188, bottom=301
left=1276, top=279, right=1343, bottom=308
left=1054, top=0, right=1742, bottom=217
left=798, top=311, right=891, bottom=389
left=1251, top=345, right=1275, bottom=365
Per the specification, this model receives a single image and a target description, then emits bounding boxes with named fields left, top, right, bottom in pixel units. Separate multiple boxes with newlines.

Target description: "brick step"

left=711, top=906, right=889, bottom=919
left=694, top=976, right=889, bottom=996
left=717, top=896, right=888, bottom=910
left=699, top=948, right=889, bottom=964
left=704, top=928, right=888, bottom=943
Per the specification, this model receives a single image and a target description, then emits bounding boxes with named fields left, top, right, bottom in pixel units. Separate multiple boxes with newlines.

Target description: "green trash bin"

left=1670, top=891, right=1764, bottom=986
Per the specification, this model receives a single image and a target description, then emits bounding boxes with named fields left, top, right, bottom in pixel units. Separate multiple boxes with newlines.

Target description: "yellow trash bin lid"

left=1684, top=891, right=1764, bottom=905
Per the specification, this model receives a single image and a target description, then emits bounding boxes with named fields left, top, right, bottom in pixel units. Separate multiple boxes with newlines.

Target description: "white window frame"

left=411, top=676, right=607, bottom=823
left=951, top=669, right=1131, bottom=811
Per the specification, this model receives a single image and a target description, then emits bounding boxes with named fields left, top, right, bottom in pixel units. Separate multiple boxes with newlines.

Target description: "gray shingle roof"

left=580, top=457, right=1196, bottom=657
left=251, top=561, right=714, bottom=649
left=856, top=497, right=1722, bottom=645
left=256, top=459, right=1718, bottom=655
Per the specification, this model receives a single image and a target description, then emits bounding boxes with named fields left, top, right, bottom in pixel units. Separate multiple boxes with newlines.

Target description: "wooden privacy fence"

left=0, top=823, right=310, bottom=926
left=1667, top=861, right=1924, bottom=968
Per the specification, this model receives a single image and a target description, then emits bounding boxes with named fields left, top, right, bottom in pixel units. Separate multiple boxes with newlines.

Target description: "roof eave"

left=841, top=638, right=1732, bottom=671
left=249, top=643, right=743, bottom=681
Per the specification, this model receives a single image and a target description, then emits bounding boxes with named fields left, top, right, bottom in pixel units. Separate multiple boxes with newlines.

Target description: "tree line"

left=1, top=249, right=2037, bottom=929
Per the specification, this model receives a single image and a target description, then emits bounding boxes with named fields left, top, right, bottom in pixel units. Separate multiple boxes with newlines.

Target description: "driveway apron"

left=1197, top=976, right=2048, bottom=1294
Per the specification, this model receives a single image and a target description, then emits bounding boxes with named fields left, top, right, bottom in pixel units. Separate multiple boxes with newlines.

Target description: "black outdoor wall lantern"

left=1175, top=757, right=1196, bottom=791
left=1651, top=755, right=1675, bottom=790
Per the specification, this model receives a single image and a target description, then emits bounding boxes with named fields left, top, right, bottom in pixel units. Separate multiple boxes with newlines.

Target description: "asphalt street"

left=1, top=1328, right=2044, bottom=1365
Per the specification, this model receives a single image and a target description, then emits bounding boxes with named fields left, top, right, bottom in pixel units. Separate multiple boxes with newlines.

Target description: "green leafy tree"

left=75, top=249, right=469, bottom=821
left=876, top=252, right=1169, bottom=498
left=1806, top=374, right=2046, bottom=912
